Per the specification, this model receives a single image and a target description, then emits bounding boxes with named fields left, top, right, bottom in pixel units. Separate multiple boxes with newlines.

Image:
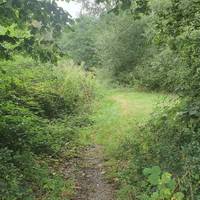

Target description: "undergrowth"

left=0, top=56, right=97, bottom=199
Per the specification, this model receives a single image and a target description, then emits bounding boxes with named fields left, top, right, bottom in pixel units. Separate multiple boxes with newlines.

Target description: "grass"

left=80, top=88, right=167, bottom=154
left=81, top=89, right=170, bottom=159
left=78, top=87, right=170, bottom=198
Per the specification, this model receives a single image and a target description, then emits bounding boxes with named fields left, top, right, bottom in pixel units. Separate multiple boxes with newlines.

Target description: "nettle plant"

left=142, top=166, right=184, bottom=200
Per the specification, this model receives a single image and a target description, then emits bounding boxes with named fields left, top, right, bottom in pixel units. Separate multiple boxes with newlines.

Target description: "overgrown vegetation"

left=66, top=0, right=200, bottom=199
left=0, top=1, right=96, bottom=199
left=0, top=56, right=96, bottom=199
left=59, top=16, right=99, bottom=69
left=1, top=0, right=200, bottom=199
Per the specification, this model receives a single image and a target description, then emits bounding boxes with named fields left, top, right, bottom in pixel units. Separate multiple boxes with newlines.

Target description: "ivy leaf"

left=161, top=172, right=171, bottom=183
left=167, top=179, right=176, bottom=190
left=143, top=166, right=161, bottom=185
left=160, top=188, right=171, bottom=198
left=150, top=192, right=159, bottom=200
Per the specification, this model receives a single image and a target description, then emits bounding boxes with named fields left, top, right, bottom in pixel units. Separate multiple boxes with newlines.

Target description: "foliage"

left=0, top=1, right=97, bottom=199
left=133, top=0, right=200, bottom=94
left=142, top=166, right=184, bottom=200
left=1, top=0, right=200, bottom=199
left=0, top=0, right=72, bottom=62
left=79, top=0, right=199, bottom=93
left=59, top=16, right=99, bottom=69
left=96, top=0, right=149, bottom=14
left=0, top=56, right=96, bottom=199
left=113, top=96, right=200, bottom=199
left=95, top=11, right=147, bottom=85
left=134, top=47, right=188, bottom=92
left=121, top=3, right=200, bottom=199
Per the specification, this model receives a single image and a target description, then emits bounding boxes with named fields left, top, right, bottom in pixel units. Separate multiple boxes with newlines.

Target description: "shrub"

left=0, top=56, right=96, bottom=199
left=117, top=97, right=200, bottom=199
left=141, top=166, right=184, bottom=200
left=134, top=48, right=189, bottom=92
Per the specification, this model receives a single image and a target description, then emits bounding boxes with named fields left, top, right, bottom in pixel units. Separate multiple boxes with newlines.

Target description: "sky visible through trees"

left=56, top=0, right=82, bottom=18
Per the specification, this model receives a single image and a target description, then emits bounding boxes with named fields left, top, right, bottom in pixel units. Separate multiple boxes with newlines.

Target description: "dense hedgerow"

left=114, top=0, right=200, bottom=197
left=0, top=56, right=96, bottom=199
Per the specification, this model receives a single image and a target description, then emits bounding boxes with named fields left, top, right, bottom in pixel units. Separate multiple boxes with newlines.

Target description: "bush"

left=116, top=97, right=200, bottom=199
left=141, top=166, right=184, bottom=200
left=134, top=48, right=189, bottom=92
left=0, top=56, right=96, bottom=199
left=115, top=1, right=200, bottom=198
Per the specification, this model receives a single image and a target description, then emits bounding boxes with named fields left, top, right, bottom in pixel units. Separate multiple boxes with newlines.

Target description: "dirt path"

left=73, top=94, right=131, bottom=199
left=68, top=90, right=162, bottom=200
left=73, top=145, right=115, bottom=200
left=67, top=91, right=160, bottom=199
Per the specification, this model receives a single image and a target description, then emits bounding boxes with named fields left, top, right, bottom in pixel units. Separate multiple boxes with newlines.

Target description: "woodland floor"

left=67, top=89, right=165, bottom=200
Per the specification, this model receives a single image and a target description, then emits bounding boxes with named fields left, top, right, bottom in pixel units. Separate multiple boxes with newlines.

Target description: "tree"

left=95, top=12, right=147, bottom=84
left=59, top=16, right=99, bottom=69
left=0, top=0, right=72, bottom=62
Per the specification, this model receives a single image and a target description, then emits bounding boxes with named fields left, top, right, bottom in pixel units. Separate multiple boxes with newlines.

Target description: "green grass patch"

left=81, top=88, right=166, bottom=153
left=79, top=87, right=167, bottom=161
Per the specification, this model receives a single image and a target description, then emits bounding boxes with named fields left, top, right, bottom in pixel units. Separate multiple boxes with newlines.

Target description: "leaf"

left=173, top=192, right=184, bottom=200
left=160, top=188, right=171, bottom=198
left=151, top=166, right=161, bottom=176
left=143, top=166, right=161, bottom=177
left=143, top=167, right=152, bottom=176
left=167, top=179, right=176, bottom=190
left=150, top=192, right=159, bottom=200
left=148, top=174, right=160, bottom=186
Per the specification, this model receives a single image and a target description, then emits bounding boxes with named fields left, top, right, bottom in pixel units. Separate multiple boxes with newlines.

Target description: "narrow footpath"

left=70, top=89, right=162, bottom=200
left=73, top=145, right=115, bottom=200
